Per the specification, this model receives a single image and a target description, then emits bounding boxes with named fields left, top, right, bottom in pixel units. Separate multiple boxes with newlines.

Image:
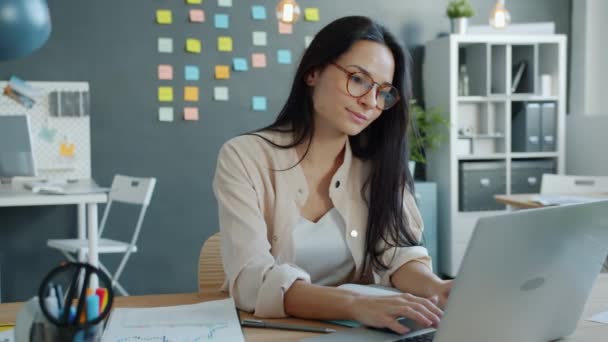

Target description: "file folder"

left=512, top=102, right=541, bottom=152
left=541, top=102, right=556, bottom=151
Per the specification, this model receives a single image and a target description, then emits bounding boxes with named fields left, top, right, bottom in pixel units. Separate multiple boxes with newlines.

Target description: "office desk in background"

left=494, top=193, right=608, bottom=209
left=1, top=274, right=607, bottom=341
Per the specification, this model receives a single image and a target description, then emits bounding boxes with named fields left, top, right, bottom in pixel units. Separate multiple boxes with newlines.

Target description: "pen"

left=241, top=319, right=336, bottom=333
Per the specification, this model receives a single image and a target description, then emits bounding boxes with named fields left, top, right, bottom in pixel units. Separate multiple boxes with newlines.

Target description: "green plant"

left=446, top=0, right=475, bottom=18
left=408, top=100, right=449, bottom=164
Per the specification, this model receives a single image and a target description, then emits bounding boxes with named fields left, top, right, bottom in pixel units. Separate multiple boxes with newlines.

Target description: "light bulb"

left=276, top=0, right=301, bottom=24
left=489, top=0, right=511, bottom=29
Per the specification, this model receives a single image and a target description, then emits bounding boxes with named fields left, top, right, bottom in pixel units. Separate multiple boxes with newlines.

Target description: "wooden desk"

left=494, top=193, right=608, bottom=209
left=2, top=275, right=608, bottom=341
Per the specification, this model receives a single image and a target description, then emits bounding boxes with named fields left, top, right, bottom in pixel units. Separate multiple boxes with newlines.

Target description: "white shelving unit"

left=423, top=34, right=567, bottom=277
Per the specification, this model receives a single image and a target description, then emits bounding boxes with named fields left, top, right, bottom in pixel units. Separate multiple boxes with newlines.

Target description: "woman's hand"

left=347, top=293, right=443, bottom=335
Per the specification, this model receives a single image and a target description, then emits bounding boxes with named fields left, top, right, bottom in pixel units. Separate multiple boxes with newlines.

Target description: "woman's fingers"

left=405, top=294, right=444, bottom=318
left=383, top=315, right=410, bottom=335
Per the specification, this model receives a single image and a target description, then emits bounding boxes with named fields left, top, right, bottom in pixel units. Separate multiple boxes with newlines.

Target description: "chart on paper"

left=101, top=298, right=245, bottom=342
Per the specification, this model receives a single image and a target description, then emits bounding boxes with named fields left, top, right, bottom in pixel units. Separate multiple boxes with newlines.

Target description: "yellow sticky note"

left=156, top=9, right=172, bottom=24
left=59, top=142, right=75, bottom=157
left=158, top=86, right=173, bottom=102
left=184, top=86, right=199, bottom=101
left=218, top=36, right=233, bottom=52
left=186, top=38, right=201, bottom=53
left=304, top=8, right=319, bottom=22
left=186, top=0, right=202, bottom=4
left=215, top=65, right=230, bottom=79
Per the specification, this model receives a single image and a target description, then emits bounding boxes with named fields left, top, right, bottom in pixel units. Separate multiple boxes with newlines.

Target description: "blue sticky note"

left=251, top=5, right=267, bottom=20
left=277, top=49, right=292, bottom=64
left=214, top=14, right=229, bottom=28
left=185, top=65, right=199, bottom=81
left=252, top=96, right=267, bottom=111
left=233, top=58, right=248, bottom=71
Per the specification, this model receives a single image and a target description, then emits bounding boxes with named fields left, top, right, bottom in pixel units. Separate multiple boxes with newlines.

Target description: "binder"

left=512, top=102, right=541, bottom=152
left=541, top=102, right=556, bottom=151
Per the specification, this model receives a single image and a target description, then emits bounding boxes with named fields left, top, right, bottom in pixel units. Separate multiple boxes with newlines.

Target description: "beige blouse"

left=212, top=129, right=431, bottom=318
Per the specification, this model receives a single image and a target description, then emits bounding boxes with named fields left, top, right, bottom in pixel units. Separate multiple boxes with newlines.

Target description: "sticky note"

left=251, top=53, right=267, bottom=68
left=189, top=9, right=205, bottom=22
left=233, top=58, right=248, bottom=71
left=214, top=86, right=229, bottom=101
left=158, top=37, right=173, bottom=53
left=156, top=10, right=172, bottom=24
left=186, top=38, right=201, bottom=53
left=252, top=96, right=267, bottom=111
left=251, top=5, right=267, bottom=20
left=304, top=36, right=313, bottom=48
left=304, top=8, right=320, bottom=21
left=186, top=0, right=202, bottom=4
left=158, top=87, right=173, bottom=102
left=184, top=107, right=199, bottom=121
left=278, top=21, right=293, bottom=34
left=277, top=49, right=292, bottom=64
left=214, top=14, right=229, bottom=28
left=38, top=126, right=57, bottom=143
left=252, top=31, right=267, bottom=46
left=215, top=65, right=230, bottom=79
left=184, top=86, right=199, bottom=101
left=185, top=65, right=200, bottom=81
left=159, top=107, right=174, bottom=122
left=218, top=36, right=233, bottom=52
left=158, top=64, right=173, bottom=80
left=218, top=0, right=232, bottom=7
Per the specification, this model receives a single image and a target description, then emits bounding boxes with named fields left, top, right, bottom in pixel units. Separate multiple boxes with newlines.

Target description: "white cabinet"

left=423, top=34, right=567, bottom=277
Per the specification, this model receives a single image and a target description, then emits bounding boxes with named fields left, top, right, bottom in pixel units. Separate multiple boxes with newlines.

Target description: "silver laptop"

left=303, top=200, right=608, bottom=342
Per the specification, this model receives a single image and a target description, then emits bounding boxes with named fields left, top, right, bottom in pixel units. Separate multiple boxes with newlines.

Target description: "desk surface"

left=494, top=193, right=608, bottom=209
left=1, top=275, right=607, bottom=341
left=0, top=179, right=107, bottom=207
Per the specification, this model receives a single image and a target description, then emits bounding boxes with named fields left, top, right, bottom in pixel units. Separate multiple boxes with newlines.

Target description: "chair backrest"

left=540, top=174, right=608, bottom=194
left=109, top=175, right=156, bottom=205
left=198, top=232, right=225, bottom=291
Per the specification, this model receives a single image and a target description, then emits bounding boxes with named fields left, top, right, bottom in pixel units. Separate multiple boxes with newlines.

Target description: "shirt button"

left=350, top=230, right=358, bottom=238
left=272, top=235, right=278, bottom=242
left=298, top=188, right=303, bottom=194
left=335, top=180, right=341, bottom=188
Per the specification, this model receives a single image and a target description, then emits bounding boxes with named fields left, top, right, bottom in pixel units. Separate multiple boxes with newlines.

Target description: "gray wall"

left=0, top=0, right=571, bottom=302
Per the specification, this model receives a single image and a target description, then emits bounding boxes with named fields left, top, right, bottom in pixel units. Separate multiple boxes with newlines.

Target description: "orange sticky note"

left=156, top=9, right=172, bottom=24
left=215, top=65, right=230, bottom=79
left=189, top=9, right=205, bottom=22
left=251, top=53, right=266, bottom=68
left=184, top=86, right=199, bottom=101
left=158, top=64, right=173, bottom=80
left=184, top=107, right=199, bottom=121
left=278, top=21, right=293, bottom=34
left=218, top=36, right=233, bottom=52
left=158, top=87, right=173, bottom=102
left=186, top=38, right=201, bottom=53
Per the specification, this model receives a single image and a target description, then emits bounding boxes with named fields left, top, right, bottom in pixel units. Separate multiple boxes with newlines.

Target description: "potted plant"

left=407, top=100, right=449, bottom=178
left=446, top=0, right=475, bottom=34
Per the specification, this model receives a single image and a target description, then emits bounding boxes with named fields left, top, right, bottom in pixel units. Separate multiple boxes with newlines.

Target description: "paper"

left=0, top=327, right=14, bottom=342
left=278, top=21, right=293, bottom=34
left=214, top=86, right=229, bottom=101
left=304, top=8, right=320, bottom=21
left=305, top=35, right=313, bottom=48
left=184, top=107, right=199, bottom=121
left=186, top=0, right=202, bottom=4
left=158, top=107, right=174, bottom=122
left=156, top=10, right=172, bottom=24
left=215, top=65, right=230, bottom=79
left=251, top=53, right=266, bottom=68
left=158, top=37, right=173, bottom=53
left=251, top=5, right=267, bottom=20
left=218, top=0, right=232, bottom=7
left=252, top=96, right=267, bottom=111
left=184, top=86, right=199, bottom=102
left=101, top=298, right=245, bottom=342
left=531, top=195, right=605, bottom=206
left=277, top=49, right=292, bottom=64
left=252, top=31, right=267, bottom=46
left=158, top=64, right=173, bottom=80
left=186, top=38, right=201, bottom=53
left=233, top=58, right=248, bottom=71
left=189, top=9, right=205, bottom=22
left=214, top=14, right=229, bottom=29
left=158, top=87, right=173, bottom=102
left=218, top=36, right=232, bottom=52
left=185, top=65, right=200, bottom=81
left=587, top=310, right=608, bottom=324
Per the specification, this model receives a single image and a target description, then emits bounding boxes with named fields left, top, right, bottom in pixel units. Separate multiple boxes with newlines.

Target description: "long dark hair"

left=252, top=16, right=420, bottom=272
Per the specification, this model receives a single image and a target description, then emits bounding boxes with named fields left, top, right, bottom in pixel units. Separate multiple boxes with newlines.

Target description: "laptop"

left=303, top=200, right=608, bottom=342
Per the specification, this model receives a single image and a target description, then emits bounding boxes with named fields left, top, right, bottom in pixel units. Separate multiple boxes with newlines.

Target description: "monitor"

left=0, top=115, right=36, bottom=181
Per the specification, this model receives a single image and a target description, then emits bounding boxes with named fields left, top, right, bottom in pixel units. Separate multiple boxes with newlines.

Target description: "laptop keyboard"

left=397, top=331, right=435, bottom=341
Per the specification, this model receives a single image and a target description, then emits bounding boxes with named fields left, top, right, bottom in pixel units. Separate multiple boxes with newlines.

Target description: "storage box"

left=511, top=159, right=556, bottom=194
left=459, top=161, right=506, bottom=211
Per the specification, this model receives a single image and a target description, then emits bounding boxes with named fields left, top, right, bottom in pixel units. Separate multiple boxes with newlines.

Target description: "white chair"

left=47, top=175, right=156, bottom=295
left=540, top=174, right=608, bottom=194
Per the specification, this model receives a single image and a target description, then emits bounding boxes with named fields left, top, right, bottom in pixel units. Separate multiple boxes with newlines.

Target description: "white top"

left=293, top=208, right=355, bottom=286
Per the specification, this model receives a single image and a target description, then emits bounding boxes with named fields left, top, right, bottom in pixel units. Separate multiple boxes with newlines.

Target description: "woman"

left=213, top=16, right=452, bottom=334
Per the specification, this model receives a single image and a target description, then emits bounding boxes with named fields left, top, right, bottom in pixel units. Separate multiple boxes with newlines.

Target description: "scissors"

left=38, top=262, right=114, bottom=328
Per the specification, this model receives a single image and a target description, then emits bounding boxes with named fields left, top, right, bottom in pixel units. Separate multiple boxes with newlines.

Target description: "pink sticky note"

left=184, top=107, right=199, bottom=121
left=189, top=9, right=205, bottom=23
left=158, top=64, right=173, bottom=80
left=278, top=21, right=293, bottom=34
left=251, top=53, right=267, bottom=68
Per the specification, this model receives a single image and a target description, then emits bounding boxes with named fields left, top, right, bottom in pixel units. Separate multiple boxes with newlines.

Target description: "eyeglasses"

left=330, top=63, right=400, bottom=110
